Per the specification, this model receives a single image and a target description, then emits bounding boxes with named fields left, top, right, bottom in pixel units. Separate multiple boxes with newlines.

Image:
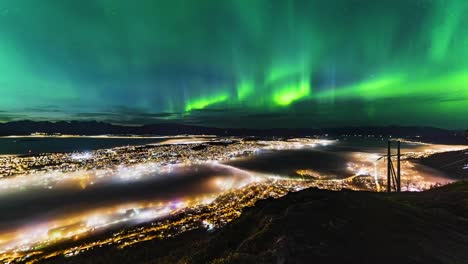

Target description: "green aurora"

left=0, top=0, right=467, bottom=128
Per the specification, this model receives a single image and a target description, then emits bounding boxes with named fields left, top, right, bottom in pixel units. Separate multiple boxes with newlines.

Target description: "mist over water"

left=227, top=149, right=351, bottom=178
left=0, top=137, right=463, bottom=254
left=227, top=137, right=454, bottom=178
left=0, top=163, right=253, bottom=232
left=0, top=145, right=352, bottom=235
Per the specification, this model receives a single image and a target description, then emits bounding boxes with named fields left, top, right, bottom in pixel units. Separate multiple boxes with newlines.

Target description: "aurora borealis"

left=0, top=0, right=467, bottom=128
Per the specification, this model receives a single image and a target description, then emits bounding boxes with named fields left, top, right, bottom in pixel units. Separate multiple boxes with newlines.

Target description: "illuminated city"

left=1, top=0, right=468, bottom=263
left=0, top=136, right=465, bottom=263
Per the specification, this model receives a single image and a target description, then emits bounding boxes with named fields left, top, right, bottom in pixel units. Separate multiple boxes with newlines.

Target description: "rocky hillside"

left=48, top=181, right=468, bottom=264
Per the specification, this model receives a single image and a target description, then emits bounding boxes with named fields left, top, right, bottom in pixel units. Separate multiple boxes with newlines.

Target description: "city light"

left=0, top=137, right=465, bottom=263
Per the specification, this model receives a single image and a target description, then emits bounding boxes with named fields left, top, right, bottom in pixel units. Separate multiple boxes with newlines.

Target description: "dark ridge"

left=0, top=121, right=466, bottom=144
left=414, top=149, right=468, bottom=179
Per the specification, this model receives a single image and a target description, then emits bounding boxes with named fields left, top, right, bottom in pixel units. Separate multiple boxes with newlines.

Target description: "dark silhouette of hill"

left=47, top=181, right=468, bottom=264
left=0, top=121, right=466, bottom=144
left=415, top=149, right=468, bottom=179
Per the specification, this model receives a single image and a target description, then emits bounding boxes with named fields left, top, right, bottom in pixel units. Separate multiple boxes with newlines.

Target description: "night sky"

left=0, top=0, right=467, bottom=128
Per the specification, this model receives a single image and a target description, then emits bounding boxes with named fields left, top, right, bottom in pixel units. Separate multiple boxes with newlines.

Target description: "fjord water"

left=0, top=137, right=167, bottom=155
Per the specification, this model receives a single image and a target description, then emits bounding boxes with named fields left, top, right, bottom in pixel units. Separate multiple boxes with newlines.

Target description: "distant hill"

left=0, top=121, right=219, bottom=136
left=48, top=181, right=468, bottom=264
left=0, top=121, right=466, bottom=144
left=414, top=149, right=468, bottom=179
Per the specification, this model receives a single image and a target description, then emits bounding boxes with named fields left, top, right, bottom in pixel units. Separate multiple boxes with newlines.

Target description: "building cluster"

left=0, top=139, right=262, bottom=178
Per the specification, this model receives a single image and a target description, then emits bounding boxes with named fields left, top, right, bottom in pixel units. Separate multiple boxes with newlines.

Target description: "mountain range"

left=0, top=121, right=466, bottom=144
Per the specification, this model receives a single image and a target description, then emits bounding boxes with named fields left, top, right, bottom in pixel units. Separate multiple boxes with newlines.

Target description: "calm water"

left=0, top=137, right=167, bottom=155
